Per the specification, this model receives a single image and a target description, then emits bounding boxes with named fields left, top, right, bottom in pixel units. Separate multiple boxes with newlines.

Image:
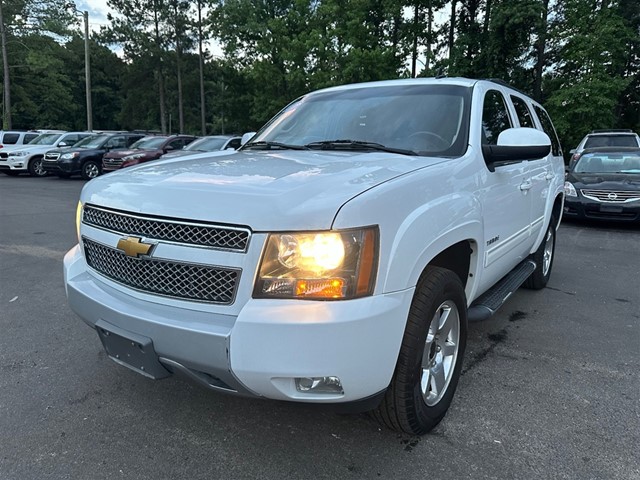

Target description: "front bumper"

left=64, top=245, right=414, bottom=403
left=564, top=197, right=640, bottom=222
left=0, top=154, right=28, bottom=171
left=42, top=158, right=77, bottom=174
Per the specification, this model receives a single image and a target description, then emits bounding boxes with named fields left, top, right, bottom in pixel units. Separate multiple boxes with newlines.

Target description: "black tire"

left=371, top=266, right=467, bottom=435
left=57, top=173, right=72, bottom=179
left=523, top=217, right=556, bottom=290
left=28, top=156, right=47, bottom=177
left=2, top=170, right=20, bottom=176
left=81, top=160, right=100, bottom=180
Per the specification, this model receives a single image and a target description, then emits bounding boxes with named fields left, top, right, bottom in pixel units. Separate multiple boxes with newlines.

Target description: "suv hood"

left=568, top=172, right=640, bottom=190
left=47, top=146, right=102, bottom=155
left=82, top=150, right=445, bottom=230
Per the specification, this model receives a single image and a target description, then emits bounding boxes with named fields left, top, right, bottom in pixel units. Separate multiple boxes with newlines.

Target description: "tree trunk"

left=533, top=0, right=550, bottom=102
left=0, top=1, right=12, bottom=129
left=411, top=3, right=419, bottom=77
left=197, top=0, right=206, bottom=135
left=153, top=6, right=166, bottom=133
left=426, top=0, right=433, bottom=74
left=448, top=0, right=457, bottom=61
left=174, top=3, right=184, bottom=134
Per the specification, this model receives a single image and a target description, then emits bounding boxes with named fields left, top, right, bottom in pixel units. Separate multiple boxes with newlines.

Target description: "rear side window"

left=125, top=136, right=143, bottom=147
left=584, top=135, right=639, bottom=149
left=2, top=133, right=19, bottom=144
left=482, top=90, right=512, bottom=145
left=511, top=96, right=535, bottom=128
left=533, top=106, right=561, bottom=156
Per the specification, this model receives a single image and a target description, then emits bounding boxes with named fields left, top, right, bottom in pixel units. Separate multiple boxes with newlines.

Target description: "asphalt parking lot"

left=1, top=174, right=638, bottom=480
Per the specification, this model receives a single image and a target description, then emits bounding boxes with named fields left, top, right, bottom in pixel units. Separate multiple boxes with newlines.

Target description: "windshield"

left=130, top=136, right=168, bottom=150
left=184, top=137, right=228, bottom=151
left=75, top=135, right=108, bottom=148
left=249, top=84, right=471, bottom=156
left=575, top=152, right=640, bottom=174
left=28, top=133, right=63, bottom=145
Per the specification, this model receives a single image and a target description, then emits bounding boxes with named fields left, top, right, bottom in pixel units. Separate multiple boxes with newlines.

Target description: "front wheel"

left=371, top=267, right=467, bottom=435
left=28, top=156, right=47, bottom=177
left=523, top=217, right=556, bottom=290
left=81, top=160, right=100, bottom=180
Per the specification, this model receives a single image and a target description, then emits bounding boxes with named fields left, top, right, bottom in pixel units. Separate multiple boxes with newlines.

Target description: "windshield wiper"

left=304, top=140, right=417, bottom=156
left=243, top=141, right=308, bottom=151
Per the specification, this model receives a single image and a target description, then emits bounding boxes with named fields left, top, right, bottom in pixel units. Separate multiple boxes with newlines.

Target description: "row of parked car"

left=0, top=130, right=242, bottom=180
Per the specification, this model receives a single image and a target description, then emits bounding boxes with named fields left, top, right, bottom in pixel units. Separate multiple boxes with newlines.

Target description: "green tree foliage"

left=0, top=0, right=636, bottom=150
left=544, top=0, right=635, bottom=152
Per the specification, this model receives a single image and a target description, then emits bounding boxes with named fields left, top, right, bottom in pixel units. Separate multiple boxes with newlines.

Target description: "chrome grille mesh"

left=44, top=153, right=60, bottom=161
left=83, top=238, right=239, bottom=304
left=581, top=189, right=640, bottom=203
left=83, top=205, right=250, bottom=251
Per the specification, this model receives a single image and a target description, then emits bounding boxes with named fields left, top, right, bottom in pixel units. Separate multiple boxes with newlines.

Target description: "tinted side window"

left=106, top=136, right=127, bottom=148
left=24, top=134, right=39, bottom=143
left=482, top=90, right=512, bottom=145
left=228, top=139, right=241, bottom=149
left=533, top=106, right=561, bottom=156
left=125, top=136, right=143, bottom=147
left=511, top=96, right=534, bottom=128
left=3, top=133, right=20, bottom=144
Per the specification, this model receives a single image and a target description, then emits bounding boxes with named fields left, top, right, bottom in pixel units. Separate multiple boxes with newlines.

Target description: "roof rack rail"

left=484, top=78, right=528, bottom=96
left=590, top=129, right=633, bottom=133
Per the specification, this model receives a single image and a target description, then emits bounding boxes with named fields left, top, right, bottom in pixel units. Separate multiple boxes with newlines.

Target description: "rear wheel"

left=524, top=216, right=556, bottom=290
left=371, top=267, right=467, bottom=435
left=28, top=156, right=47, bottom=177
left=81, top=160, right=100, bottom=180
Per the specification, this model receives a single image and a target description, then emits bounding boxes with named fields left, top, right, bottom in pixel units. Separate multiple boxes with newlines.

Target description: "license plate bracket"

left=95, top=319, right=170, bottom=379
left=600, top=204, right=623, bottom=213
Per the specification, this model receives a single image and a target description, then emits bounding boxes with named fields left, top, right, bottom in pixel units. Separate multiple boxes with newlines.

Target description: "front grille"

left=581, top=189, right=640, bottom=203
left=44, top=153, right=60, bottom=162
left=83, top=238, right=240, bottom=304
left=0, top=152, right=8, bottom=160
left=83, top=205, right=250, bottom=252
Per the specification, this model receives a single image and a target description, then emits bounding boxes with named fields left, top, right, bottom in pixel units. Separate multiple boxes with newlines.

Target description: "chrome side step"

left=468, top=260, right=536, bottom=322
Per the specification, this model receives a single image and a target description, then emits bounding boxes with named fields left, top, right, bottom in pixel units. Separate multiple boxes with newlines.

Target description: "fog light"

left=295, top=376, right=343, bottom=394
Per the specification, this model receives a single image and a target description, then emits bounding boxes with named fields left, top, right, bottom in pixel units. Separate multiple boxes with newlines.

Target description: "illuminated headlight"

left=75, top=202, right=83, bottom=241
left=564, top=181, right=577, bottom=197
left=61, top=152, right=79, bottom=160
left=254, top=227, right=378, bottom=300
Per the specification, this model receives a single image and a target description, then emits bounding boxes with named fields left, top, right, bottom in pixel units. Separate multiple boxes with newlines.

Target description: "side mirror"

left=57, top=141, right=68, bottom=147
left=164, top=146, right=175, bottom=152
left=483, top=127, right=551, bottom=172
left=241, top=132, right=256, bottom=146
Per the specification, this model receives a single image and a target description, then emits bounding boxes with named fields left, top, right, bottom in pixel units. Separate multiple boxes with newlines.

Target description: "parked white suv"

left=1, top=132, right=94, bottom=176
left=64, top=78, right=564, bottom=434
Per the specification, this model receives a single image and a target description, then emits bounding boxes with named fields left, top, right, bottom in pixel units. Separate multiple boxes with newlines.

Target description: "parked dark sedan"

left=564, top=147, right=640, bottom=222
left=102, top=135, right=196, bottom=172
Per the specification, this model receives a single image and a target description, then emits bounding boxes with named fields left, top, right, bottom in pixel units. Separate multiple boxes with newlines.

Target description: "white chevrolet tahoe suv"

left=64, top=78, right=565, bottom=434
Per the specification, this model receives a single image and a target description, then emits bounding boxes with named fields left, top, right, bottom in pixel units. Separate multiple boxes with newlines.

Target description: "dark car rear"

left=564, top=147, right=640, bottom=222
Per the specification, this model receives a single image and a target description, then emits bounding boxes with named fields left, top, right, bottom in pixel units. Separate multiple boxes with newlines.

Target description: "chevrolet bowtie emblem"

left=116, top=236, right=155, bottom=258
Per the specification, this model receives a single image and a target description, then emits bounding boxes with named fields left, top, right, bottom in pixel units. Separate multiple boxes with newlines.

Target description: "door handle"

left=519, top=179, right=533, bottom=191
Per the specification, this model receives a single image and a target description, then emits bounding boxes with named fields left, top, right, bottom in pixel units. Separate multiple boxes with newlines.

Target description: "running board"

left=468, top=260, right=536, bottom=322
